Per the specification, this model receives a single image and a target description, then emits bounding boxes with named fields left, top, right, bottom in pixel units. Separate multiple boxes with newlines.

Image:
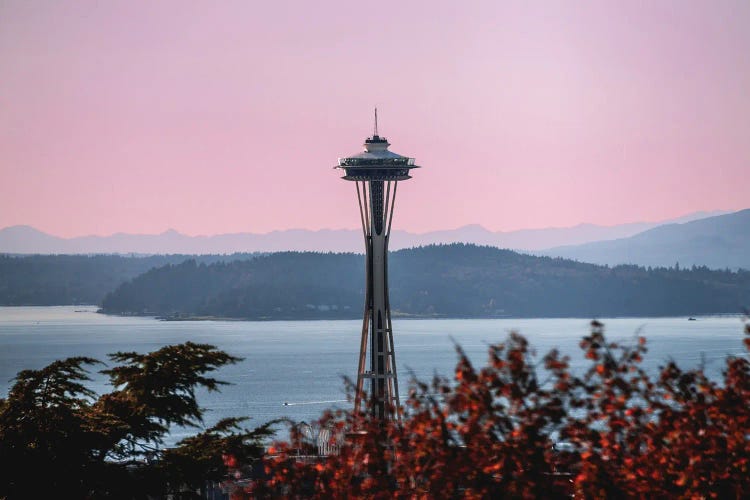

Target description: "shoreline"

left=94, top=308, right=745, bottom=323
left=0, top=305, right=743, bottom=322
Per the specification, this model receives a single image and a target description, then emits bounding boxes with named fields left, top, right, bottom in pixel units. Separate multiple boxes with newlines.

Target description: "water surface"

left=1, top=306, right=746, bottom=443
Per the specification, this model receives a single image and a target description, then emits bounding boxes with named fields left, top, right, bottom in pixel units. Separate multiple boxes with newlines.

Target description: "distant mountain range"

left=542, top=209, right=750, bottom=270
left=0, top=210, right=727, bottom=255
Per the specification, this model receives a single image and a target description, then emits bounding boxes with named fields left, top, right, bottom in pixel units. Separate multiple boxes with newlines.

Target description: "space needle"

left=336, top=110, right=419, bottom=420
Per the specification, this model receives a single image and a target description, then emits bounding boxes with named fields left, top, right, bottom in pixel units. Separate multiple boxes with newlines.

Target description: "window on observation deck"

left=338, top=158, right=412, bottom=167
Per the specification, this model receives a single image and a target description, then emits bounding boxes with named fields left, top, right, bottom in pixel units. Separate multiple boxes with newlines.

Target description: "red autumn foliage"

left=230, top=320, right=750, bottom=498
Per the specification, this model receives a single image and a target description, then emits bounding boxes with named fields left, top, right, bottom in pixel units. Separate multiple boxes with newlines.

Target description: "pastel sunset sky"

left=1, top=0, right=748, bottom=237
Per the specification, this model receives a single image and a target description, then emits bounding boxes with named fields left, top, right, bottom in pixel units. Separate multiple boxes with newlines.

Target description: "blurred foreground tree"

left=0, top=342, right=273, bottom=499
left=240, top=320, right=750, bottom=499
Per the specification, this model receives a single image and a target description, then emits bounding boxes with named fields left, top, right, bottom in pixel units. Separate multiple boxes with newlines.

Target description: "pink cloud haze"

left=1, top=0, right=748, bottom=237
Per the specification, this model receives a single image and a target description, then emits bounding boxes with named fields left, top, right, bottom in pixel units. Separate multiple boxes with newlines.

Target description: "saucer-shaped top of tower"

left=336, top=134, right=419, bottom=181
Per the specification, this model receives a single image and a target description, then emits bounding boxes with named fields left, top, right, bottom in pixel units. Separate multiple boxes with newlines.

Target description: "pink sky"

left=1, top=1, right=748, bottom=237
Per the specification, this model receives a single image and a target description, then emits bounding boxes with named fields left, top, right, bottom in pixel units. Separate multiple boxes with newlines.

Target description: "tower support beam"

left=354, top=180, right=400, bottom=419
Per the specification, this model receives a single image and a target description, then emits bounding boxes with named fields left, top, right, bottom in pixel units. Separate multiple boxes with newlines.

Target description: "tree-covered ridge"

left=0, top=253, right=258, bottom=305
left=101, top=244, right=750, bottom=319
left=101, top=252, right=364, bottom=318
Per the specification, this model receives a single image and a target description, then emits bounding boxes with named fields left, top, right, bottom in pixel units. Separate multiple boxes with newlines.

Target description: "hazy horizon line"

left=1, top=207, right=737, bottom=240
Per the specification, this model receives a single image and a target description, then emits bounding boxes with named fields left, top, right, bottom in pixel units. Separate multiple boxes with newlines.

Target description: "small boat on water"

left=688, top=317, right=697, bottom=321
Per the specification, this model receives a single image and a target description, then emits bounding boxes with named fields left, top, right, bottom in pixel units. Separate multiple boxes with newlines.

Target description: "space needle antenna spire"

left=373, top=107, right=379, bottom=136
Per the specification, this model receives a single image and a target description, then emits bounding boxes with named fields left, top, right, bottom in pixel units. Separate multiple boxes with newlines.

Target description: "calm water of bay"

left=1, top=306, right=747, bottom=443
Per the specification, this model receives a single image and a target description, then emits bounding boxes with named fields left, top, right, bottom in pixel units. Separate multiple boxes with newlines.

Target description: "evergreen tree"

left=0, top=342, right=273, bottom=499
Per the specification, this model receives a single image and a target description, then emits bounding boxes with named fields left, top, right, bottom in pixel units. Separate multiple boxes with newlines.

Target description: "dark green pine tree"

left=0, top=342, right=273, bottom=499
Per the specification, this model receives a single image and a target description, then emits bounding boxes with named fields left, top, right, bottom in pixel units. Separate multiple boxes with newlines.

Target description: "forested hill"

left=0, top=253, right=258, bottom=305
left=100, top=244, right=750, bottom=319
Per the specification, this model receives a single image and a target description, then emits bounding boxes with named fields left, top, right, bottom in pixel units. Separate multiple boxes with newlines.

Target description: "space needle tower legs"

left=355, top=177, right=400, bottom=419
left=336, top=110, right=419, bottom=421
